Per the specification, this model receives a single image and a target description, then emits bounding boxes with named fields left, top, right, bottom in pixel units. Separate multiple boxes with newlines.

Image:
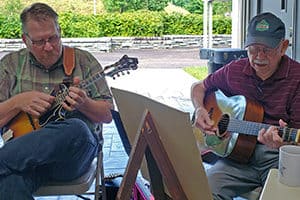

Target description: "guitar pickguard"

left=39, top=83, right=69, bottom=126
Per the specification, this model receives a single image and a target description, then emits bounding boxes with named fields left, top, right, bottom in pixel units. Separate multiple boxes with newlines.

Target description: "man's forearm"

left=0, top=97, right=21, bottom=127
left=77, top=98, right=113, bottom=123
left=191, top=81, right=206, bottom=109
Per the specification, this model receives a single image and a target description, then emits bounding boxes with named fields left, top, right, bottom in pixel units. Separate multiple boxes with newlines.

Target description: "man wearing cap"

left=191, top=12, right=300, bottom=199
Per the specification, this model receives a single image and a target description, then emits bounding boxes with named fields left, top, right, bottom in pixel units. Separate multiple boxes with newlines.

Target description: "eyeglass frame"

left=246, top=41, right=283, bottom=57
left=25, top=33, right=61, bottom=48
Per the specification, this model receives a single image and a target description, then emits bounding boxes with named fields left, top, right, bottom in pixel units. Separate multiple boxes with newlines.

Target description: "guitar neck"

left=227, top=118, right=300, bottom=142
left=78, top=71, right=103, bottom=90
left=78, top=55, right=138, bottom=90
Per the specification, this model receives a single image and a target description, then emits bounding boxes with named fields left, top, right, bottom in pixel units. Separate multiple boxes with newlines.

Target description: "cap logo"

left=256, top=19, right=269, bottom=32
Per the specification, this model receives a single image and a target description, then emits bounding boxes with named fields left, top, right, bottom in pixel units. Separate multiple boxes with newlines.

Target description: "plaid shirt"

left=0, top=46, right=113, bottom=133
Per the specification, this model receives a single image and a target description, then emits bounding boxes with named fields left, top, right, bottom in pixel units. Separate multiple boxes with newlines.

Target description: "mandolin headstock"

left=103, top=55, right=138, bottom=78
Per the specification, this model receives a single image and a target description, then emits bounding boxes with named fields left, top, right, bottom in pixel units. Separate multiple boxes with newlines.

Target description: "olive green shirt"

left=0, top=46, right=113, bottom=134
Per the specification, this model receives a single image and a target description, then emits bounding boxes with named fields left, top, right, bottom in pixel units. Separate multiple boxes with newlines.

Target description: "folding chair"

left=34, top=125, right=107, bottom=200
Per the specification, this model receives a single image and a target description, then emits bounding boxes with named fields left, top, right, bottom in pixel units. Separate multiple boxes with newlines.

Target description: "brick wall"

left=0, top=35, right=231, bottom=52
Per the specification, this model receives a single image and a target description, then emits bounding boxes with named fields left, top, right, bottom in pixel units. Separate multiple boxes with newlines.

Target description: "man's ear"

left=22, top=34, right=28, bottom=45
left=57, top=25, right=62, bottom=35
left=280, top=39, right=289, bottom=54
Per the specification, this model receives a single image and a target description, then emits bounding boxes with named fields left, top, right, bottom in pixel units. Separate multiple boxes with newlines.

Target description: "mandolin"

left=2, top=55, right=138, bottom=143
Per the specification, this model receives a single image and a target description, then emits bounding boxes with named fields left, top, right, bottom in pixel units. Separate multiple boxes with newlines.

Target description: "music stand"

left=111, top=87, right=212, bottom=200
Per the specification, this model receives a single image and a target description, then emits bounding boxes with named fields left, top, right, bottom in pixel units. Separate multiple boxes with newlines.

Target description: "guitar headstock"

left=103, top=55, right=138, bottom=78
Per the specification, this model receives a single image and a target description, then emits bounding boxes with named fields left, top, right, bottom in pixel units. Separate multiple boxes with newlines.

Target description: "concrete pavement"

left=0, top=48, right=207, bottom=69
left=103, top=67, right=199, bottom=173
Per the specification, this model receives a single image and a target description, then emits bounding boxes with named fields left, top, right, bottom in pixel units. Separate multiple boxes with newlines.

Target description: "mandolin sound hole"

left=218, top=114, right=230, bottom=135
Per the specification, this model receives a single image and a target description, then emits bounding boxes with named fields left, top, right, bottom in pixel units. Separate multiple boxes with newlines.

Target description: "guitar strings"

left=216, top=117, right=296, bottom=141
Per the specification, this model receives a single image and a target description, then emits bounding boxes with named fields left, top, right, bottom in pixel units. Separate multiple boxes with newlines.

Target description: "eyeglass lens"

left=28, top=34, right=60, bottom=47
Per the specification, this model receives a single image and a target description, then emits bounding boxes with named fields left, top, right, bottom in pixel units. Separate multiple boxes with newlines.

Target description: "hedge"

left=0, top=11, right=231, bottom=38
left=0, top=15, right=21, bottom=38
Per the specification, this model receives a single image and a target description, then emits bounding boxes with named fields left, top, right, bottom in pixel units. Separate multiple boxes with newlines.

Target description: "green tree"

left=213, top=0, right=232, bottom=15
left=172, top=0, right=231, bottom=15
left=171, top=0, right=204, bottom=14
left=185, top=0, right=203, bottom=14
left=1, top=0, right=23, bottom=16
left=102, top=0, right=128, bottom=12
left=147, top=0, right=168, bottom=11
left=102, top=0, right=168, bottom=12
left=170, top=0, right=187, bottom=7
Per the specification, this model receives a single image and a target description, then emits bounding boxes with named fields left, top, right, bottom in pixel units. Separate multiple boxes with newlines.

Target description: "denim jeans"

left=0, top=118, right=99, bottom=200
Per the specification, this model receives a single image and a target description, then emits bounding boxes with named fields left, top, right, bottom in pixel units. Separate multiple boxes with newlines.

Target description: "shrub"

left=59, top=13, right=101, bottom=37
left=93, top=11, right=165, bottom=37
left=0, top=14, right=22, bottom=38
left=0, top=11, right=231, bottom=38
left=213, top=15, right=231, bottom=34
left=163, top=13, right=203, bottom=35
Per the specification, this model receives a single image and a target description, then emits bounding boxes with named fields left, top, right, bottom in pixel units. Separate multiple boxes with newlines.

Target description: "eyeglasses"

left=26, top=34, right=60, bottom=47
left=246, top=42, right=282, bottom=56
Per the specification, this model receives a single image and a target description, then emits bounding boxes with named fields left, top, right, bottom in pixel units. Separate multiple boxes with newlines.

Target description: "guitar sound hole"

left=218, top=114, right=230, bottom=135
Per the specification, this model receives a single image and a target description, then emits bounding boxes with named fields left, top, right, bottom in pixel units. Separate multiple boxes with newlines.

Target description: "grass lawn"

left=183, top=66, right=208, bottom=80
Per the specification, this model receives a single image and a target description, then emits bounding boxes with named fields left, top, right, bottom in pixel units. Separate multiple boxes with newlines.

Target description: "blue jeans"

left=0, top=118, right=99, bottom=200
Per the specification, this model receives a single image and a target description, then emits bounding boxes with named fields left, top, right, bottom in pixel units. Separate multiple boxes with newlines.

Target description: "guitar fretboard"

left=226, top=117, right=298, bottom=142
left=78, top=55, right=138, bottom=89
left=79, top=71, right=104, bottom=89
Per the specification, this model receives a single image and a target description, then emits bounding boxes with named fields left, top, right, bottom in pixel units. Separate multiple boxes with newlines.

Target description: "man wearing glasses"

left=0, top=2, right=113, bottom=199
left=191, top=12, right=300, bottom=199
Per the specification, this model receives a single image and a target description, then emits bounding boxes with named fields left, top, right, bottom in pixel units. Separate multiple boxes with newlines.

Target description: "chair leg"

left=100, top=160, right=107, bottom=200
left=95, top=151, right=107, bottom=200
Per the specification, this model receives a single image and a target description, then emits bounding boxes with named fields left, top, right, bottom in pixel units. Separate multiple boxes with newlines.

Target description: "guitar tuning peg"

left=112, top=76, right=116, bottom=80
left=127, top=71, right=130, bottom=74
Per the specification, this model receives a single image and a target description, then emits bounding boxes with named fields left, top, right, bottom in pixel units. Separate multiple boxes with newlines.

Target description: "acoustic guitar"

left=2, top=55, right=138, bottom=143
left=194, top=90, right=300, bottom=163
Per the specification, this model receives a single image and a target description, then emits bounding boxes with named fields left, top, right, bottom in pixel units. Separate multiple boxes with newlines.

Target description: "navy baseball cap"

left=245, top=12, right=285, bottom=48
